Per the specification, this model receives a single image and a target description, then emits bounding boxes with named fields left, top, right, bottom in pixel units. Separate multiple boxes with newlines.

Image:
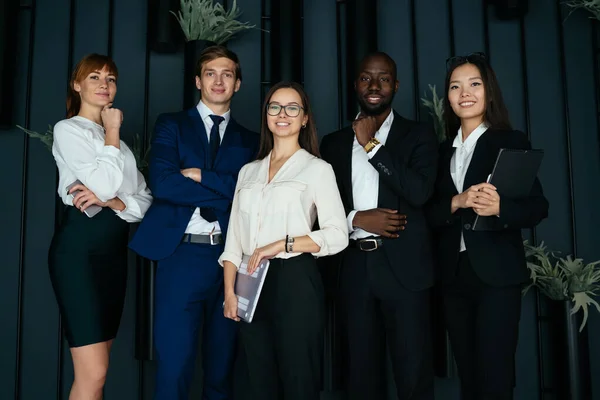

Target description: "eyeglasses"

left=266, top=103, right=304, bottom=117
left=445, top=52, right=487, bottom=71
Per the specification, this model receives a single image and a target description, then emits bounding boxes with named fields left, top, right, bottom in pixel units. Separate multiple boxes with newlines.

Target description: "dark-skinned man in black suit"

left=320, top=52, right=438, bottom=400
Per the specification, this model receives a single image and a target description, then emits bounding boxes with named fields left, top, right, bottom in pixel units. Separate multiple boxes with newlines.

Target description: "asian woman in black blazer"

left=427, top=53, right=549, bottom=400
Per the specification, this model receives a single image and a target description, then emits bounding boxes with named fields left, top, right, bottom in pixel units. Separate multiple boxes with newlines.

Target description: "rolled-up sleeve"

left=53, top=120, right=125, bottom=202
left=308, top=163, right=349, bottom=257
left=115, top=170, right=153, bottom=223
left=218, top=168, right=246, bottom=269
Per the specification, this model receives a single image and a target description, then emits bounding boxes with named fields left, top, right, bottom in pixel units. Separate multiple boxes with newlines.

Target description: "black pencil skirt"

left=48, top=206, right=129, bottom=348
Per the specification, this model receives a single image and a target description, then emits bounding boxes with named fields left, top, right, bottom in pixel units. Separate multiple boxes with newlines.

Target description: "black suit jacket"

left=426, top=129, right=549, bottom=287
left=320, top=111, right=439, bottom=291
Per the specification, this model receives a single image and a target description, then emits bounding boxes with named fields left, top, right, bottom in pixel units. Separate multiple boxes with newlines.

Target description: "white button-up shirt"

left=52, top=116, right=152, bottom=223
left=347, top=110, right=394, bottom=239
left=185, top=100, right=231, bottom=235
left=219, top=149, right=349, bottom=269
left=450, top=122, right=489, bottom=251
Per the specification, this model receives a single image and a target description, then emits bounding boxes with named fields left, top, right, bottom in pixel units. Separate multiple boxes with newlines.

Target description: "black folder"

left=472, top=148, right=544, bottom=231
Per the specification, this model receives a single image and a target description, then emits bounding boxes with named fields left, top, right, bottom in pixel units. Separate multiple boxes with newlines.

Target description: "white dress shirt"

left=450, top=122, right=489, bottom=251
left=185, top=100, right=231, bottom=235
left=219, top=149, right=349, bottom=269
left=347, top=110, right=394, bottom=239
left=52, top=116, right=152, bottom=223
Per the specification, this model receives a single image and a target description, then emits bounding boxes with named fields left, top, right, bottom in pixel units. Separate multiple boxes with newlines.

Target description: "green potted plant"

left=420, top=84, right=446, bottom=143
left=523, top=241, right=600, bottom=332
left=523, top=240, right=600, bottom=400
left=171, top=0, right=255, bottom=107
left=564, top=0, right=600, bottom=20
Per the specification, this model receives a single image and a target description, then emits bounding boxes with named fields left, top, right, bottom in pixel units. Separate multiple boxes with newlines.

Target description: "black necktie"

left=209, top=114, right=224, bottom=167
left=200, top=114, right=225, bottom=223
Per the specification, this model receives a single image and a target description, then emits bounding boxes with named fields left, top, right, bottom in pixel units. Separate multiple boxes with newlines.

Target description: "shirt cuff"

left=307, top=232, right=327, bottom=258
left=347, top=210, right=358, bottom=233
left=218, top=252, right=242, bottom=270
left=102, top=144, right=124, bottom=159
left=366, top=143, right=383, bottom=159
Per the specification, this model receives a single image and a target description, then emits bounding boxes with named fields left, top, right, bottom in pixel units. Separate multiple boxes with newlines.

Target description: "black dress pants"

left=442, top=251, right=522, bottom=400
left=338, top=247, right=434, bottom=400
left=236, top=254, right=324, bottom=400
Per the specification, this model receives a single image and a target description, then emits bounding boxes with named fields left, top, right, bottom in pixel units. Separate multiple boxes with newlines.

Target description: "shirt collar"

left=453, top=122, right=489, bottom=151
left=197, top=100, right=231, bottom=125
left=353, top=109, right=395, bottom=135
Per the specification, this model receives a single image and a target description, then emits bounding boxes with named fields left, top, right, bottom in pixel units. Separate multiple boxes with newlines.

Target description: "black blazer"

left=427, top=129, right=549, bottom=287
left=320, top=111, right=439, bottom=291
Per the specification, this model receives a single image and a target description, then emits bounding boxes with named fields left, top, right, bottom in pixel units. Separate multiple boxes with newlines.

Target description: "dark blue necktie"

left=201, top=114, right=225, bottom=223
left=209, top=114, right=224, bottom=167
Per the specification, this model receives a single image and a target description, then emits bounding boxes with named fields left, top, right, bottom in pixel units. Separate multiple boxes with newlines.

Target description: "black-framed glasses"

left=266, top=103, right=304, bottom=117
left=445, top=52, right=487, bottom=71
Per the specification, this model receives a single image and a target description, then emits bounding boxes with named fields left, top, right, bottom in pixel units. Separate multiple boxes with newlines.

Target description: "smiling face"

left=73, top=66, right=117, bottom=109
left=266, top=88, right=308, bottom=140
left=355, top=54, right=399, bottom=116
left=195, top=56, right=240, bottom=109
left=447, top=63, right=486, bottom=125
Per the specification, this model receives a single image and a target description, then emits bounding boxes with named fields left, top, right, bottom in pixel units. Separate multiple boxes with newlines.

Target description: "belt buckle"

left=209, top=232, right=217, bottom=246
left=359, top=238, right=378, bottom=252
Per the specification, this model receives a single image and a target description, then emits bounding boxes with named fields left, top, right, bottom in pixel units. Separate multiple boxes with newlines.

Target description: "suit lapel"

left=441, top=141, right=458, bottom=195
left=377, top=112, right=410, bottom=207
left=340, top=128, right=355, bottom=209
left=187, top=108, right=209, bottom=162
left=463, top=130, right=489, bottom=189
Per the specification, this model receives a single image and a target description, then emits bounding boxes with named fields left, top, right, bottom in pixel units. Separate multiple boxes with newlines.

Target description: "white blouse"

left=52, top=116, right=152, bottom=223
left=219, top=149, right=349, bottom=269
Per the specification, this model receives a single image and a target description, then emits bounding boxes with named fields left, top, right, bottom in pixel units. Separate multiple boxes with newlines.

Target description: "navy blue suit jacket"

left=129, top=108, right=259, bottom=261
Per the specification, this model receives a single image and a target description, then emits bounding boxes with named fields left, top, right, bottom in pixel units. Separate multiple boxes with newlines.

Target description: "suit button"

left=445, top=220, right=451, bottom=224
left=504, top=224, right=509, bottom=229
left=464, top=223, right=471, bottom=230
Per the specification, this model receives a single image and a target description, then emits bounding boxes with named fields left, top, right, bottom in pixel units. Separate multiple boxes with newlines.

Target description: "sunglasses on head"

left=445, top=52, right=487, bottom=71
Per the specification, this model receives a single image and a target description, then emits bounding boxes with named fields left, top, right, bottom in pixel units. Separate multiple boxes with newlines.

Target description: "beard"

left=357, top=94, right=395, bottom=116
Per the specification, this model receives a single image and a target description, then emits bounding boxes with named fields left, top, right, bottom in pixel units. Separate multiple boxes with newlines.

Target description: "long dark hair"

left=256, top=81, right=320, bottom=159
left=67, top=54, right=118, bottom=118
left=443, top=54, right=511, bottom=140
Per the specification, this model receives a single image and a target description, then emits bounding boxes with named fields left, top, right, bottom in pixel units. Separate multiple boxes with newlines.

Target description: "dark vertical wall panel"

left=0, top=9, right=32, bottom=400
left=414, top=0, right=450, bottom=122
left=304, top=0, right=338, bottom=137
left=451, top=0, right=485, bottom=57
left=228, top=0, right=262, bottom=133
left=378, top=0, right=417, bottom=120
left=19, top=0, right=71, bottom=398
left=72, top=0, right=110, bottom=61
left=561, top=8, right=600, bottom=400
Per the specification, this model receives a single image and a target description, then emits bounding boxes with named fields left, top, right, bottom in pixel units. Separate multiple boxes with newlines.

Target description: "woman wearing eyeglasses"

left=426, top=53, right=548, bottom=399
left=219, top=81, right=348, bottom=400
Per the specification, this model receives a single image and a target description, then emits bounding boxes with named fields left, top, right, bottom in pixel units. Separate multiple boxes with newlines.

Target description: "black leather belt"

left=349, top=237, right=384, bottom=252
left=181, top=233, right=223, bottom=245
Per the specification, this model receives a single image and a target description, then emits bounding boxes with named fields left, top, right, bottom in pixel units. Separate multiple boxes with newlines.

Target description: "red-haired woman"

left=48, top=53, right=152, bottom=399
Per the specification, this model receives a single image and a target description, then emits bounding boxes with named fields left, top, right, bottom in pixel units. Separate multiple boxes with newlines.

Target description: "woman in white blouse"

left=220, top=81, right=348, bottom=400
left=47, top=54, right=152, bottom=399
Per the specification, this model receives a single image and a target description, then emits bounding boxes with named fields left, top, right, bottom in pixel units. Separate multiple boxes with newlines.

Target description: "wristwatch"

left=286, top=236, right=295, bottom=253
left=363, top=137, right=380, bottom=153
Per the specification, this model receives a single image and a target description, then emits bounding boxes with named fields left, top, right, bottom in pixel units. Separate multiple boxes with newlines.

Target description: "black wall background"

left=1, top=0, right=599, bottom=399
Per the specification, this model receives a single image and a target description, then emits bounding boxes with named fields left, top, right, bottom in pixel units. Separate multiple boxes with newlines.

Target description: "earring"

left=302, top=124, right=306, bottom=128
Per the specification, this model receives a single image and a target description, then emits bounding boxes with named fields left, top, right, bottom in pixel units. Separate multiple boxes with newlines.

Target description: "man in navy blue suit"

left=130, top=46, right=259, bottom=400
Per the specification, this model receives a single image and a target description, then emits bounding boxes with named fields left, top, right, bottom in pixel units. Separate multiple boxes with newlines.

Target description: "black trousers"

left=338, top=247, right=434, bottom=400
left=442, top=251, right=522, bottom=400
left=236, top=254, right=324, bottom=400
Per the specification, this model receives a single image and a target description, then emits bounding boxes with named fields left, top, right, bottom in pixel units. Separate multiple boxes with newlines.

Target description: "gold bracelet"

left=364, top=137, right=380, bottom=153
